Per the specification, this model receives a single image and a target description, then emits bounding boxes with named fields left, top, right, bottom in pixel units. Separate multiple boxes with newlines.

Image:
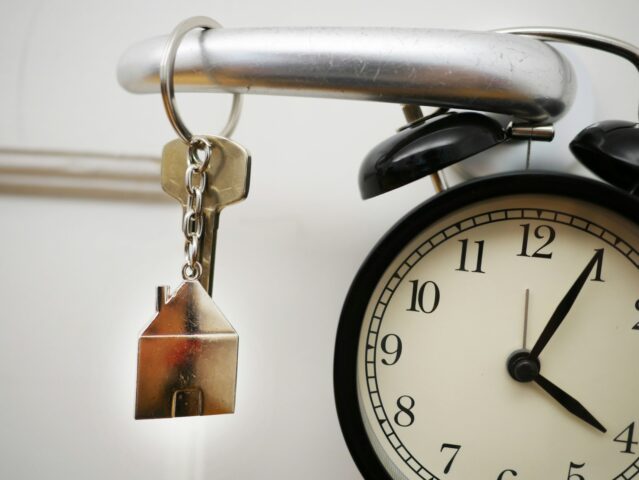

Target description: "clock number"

left=440, top=443, right=461, bottom=474
left=407, top=280, right=440, bottom=314
left=457, top=239, right=486, bottom=273
left=590, top=248, right=605, bottom=282
left=518, top=224, right=555, bottom=259
left=634, top=300, right=639, bottom=331
left=497, top=470, right=518, bottom=479
left=614, top=422, right=638, bottom=454
left=380, top=334, right=403, bottom=366
left=567, top=462, right=585, bottom=480
left=394, top=395, right=415, bottom=427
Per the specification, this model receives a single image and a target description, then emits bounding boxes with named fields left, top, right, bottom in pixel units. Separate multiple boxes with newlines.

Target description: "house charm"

left=135, top=281, right=238, bottom=419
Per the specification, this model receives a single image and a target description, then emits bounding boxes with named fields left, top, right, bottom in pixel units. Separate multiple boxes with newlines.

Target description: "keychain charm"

left=135, top=17, right=249, bottom=420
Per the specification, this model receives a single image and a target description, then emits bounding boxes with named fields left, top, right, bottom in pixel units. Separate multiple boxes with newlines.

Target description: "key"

left=135, top=135, right=249, bottom=420
left=160, top=135, right=251, bottom=295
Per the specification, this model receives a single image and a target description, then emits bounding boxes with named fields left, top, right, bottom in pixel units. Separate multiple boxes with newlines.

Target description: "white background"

left=0, top=1, right=637, bottom=479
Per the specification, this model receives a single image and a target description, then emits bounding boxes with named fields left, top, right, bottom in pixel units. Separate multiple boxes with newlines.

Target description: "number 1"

left=591, top=248, right=604, bottom=282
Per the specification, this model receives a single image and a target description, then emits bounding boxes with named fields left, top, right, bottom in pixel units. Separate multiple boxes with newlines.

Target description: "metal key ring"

left=160, top=16, right=242, bottom=142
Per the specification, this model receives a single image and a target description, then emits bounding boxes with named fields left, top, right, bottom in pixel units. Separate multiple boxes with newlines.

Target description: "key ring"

left=160, top=16, right=243, bottom=143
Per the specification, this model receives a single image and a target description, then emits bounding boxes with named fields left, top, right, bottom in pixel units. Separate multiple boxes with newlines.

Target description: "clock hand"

left=523, top=288, right=530, bottom=349
left=528, top=250, right=603, bottom=361
left=534, top=374, right=607, bottom=433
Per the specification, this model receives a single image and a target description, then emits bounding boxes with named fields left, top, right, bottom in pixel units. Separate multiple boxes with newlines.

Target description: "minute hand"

left=529, top=249, right=603, bottom=361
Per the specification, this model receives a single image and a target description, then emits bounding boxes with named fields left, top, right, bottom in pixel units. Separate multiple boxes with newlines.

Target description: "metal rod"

left=496, top=27, right=639, bottom=71
left=496, top=27, right=639, bottom=119
left=117, top=27, right=576, bottom=122
left=0, top=146, right=167, bottom=202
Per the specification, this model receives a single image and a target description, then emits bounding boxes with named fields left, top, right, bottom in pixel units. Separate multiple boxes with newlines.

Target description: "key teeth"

left=156, top=285, right=171, bottom=312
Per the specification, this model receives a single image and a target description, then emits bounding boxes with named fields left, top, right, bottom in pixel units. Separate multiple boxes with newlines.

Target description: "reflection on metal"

left=496, top=27, right=639, bottom=119
left=0, top=147, right=166, bottom=202
left=496, top=27, right=639, bottom=71
left=136, top=280, right=238, bottom=419
left=118, top=27, right=576, bottom=122
left=507, top=123, right=555, bottom=142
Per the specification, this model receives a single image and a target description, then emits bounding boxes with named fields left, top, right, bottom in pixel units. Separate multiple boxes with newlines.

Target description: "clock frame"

left=334, top=171, right=639, bottom=480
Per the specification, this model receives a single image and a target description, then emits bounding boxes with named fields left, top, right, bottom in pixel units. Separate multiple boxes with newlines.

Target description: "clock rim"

left=333, top=171, right=639, bottom=480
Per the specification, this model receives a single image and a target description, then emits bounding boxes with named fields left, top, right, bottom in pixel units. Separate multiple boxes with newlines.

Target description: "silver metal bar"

left=0, top=147, right=166, bottom=202
left=496, top=27, right=639, bottom=120
left=496, top=27, right=639, bottom=71
left=117, top=27, right=576, bottom=122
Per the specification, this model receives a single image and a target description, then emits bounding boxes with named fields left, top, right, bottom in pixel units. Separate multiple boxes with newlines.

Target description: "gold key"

left=135, top=135, right=250, bottom=419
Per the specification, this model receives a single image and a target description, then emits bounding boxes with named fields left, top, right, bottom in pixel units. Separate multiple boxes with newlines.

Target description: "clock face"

left=335, top=174, right=639, bottom=480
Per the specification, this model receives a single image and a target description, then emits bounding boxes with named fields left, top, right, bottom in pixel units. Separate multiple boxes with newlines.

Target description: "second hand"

left=523, top=288, right=530, bottom=350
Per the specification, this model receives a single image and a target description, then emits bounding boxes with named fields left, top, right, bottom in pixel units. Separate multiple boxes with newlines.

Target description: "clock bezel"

left=333, top=171, right=639, bottom=480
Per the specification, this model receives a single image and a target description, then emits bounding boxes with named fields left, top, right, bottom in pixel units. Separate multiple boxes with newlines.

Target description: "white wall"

left=0, top=1, right=637, bottom=479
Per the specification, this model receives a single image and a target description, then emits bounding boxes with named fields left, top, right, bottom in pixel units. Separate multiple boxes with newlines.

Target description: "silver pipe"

left=117, top=27, right=576, bottom=122
left=496, top=27, right=639, bottom=71
left=496, top=27, right=639, bottom=119
left=0, top=147, right=166, bottom=202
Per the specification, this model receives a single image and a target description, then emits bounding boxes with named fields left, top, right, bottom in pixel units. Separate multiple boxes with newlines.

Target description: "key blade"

left=200, top=210, right=219, bottom=296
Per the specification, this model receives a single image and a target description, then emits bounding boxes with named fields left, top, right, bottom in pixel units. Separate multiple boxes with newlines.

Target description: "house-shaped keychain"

left=135, top=281, right=238, bottom=419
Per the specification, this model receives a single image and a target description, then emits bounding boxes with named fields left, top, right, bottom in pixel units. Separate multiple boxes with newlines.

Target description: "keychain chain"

left=181, top=135, right=214, bottom=281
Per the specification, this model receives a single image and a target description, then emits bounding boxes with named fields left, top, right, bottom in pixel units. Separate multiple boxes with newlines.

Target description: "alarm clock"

left=334, top=28, right=639, bottom=479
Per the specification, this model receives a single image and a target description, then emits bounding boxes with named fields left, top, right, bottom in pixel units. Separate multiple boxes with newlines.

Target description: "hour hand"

left=534, top=374, right=606, bottom=433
